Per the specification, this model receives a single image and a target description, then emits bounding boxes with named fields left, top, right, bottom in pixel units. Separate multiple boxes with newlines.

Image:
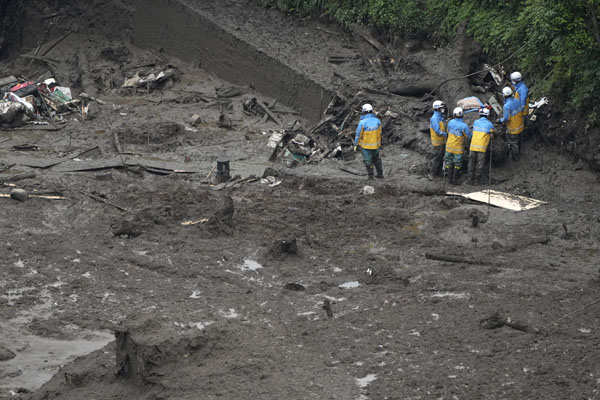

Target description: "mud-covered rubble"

left=1, top=1, right=600, bottom=399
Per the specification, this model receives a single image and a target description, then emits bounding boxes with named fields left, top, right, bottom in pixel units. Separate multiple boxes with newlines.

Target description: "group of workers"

left=353, top=71, right=528, bottom=183
left=428, top=71, right=528, bottom=184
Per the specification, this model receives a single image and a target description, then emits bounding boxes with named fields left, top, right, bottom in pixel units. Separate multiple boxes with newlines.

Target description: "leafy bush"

left=256, top=0, right=600, bottom=125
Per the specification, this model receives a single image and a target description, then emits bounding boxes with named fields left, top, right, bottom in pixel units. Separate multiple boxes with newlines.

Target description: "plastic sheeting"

left=446, top=189, right=547, bottom=211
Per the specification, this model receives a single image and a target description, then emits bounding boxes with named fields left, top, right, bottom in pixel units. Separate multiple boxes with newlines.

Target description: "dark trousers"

left=468, top=150, right=488, bottom=184
left=506, top=133, right=522, bottom=156
left=429, top=145, right=445, bottom=176
left=361, top=147, right=383, bottom=178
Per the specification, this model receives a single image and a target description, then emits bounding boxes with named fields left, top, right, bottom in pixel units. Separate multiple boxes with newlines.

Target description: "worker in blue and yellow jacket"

left=468, top=106, right=495, bottom=185
left=428, top=100, right=447, bottom=179
left=510, top=71, right=529, bottom=117
left=499, top=86, right=524, bottom=159
left=354, top=103, right=383, bottom=179
left=445, top=107, right=471, bottom=185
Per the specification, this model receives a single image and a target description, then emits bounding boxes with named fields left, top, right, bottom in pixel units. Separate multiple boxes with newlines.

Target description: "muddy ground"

left=1, top=1, right=600, bottom=399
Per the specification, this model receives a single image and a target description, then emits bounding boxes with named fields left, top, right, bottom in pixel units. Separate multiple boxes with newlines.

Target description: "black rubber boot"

left=454, top=168, right=461, bottom=185
left=365, top=164, right=374, bottom=180
left=374, top=158, right=384, bottom=178
left=449, top=168, right=458, bottom=185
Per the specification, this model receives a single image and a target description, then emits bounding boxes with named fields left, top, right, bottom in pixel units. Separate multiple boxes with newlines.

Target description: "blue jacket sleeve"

left=465, top=124, right=472, bottom=139
left=500, top=105, right=509, bottom=123
left=354, top=121, right=363, bottom=145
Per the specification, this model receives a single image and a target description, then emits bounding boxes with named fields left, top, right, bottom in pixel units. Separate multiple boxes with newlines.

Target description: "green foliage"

left=256, top=0, right=600, bottom=125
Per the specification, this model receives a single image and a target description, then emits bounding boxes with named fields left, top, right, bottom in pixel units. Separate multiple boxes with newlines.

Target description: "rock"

left=267, top=238, right=298, bottom=259
left=262, top=167, right=280, bottom=178
left=190, top=114, right=203, bottom=126
left=283, top=282, right=305, bottom=291
left=0, top=345, right=16, bottom=361
left=10, top=188, right=28, bottom=202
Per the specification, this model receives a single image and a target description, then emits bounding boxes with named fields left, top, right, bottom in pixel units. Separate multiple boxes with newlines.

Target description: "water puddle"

left=0, top=329, right=114, bottom=394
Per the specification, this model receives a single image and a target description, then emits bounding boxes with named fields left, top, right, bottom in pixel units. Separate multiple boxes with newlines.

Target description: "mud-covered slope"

left=1, top=1, right=600, bottom=400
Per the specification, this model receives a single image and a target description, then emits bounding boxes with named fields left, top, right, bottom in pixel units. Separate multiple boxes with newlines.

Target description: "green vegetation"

left=257, top=0, right=600, bottom=125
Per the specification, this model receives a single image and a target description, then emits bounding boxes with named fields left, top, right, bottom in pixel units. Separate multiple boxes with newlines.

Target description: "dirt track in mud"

left=2, top=1, right=600, bottom=399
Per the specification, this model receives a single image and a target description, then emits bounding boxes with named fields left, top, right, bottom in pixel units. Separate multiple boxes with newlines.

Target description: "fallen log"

left=113, top=131, right=122, bottom=153
left=425, top=252, right=490, bottom=265
left=0, top=192, right=65, bottom=200
left=181, top=218, right=209, bottom=226
left=78, top=190, right=129, bottom=212
left=0, top=172, right=36, bottom=183
left=3, top=125, right=65, bottom=132
left=41, top=31, right=72, bottom=56
left=339, top=166, right=367, bottom=176
left=18, top=54, right=60, bottom=67
left=351, top=24, right=385, bottom=52
left=256, top=101, right=282, bottom=126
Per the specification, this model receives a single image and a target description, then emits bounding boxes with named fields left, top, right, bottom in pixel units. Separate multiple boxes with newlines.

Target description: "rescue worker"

left=428, top=100, right=447, bottom=180
left=444, top=107, right=471, bottom=185
left=510, top=71, right=529, bottom=117
left=354, top=103, right=383, bottom=179
left=468, top=106, right=495, bottom=184
left=499, top=86, right=524, bottom=159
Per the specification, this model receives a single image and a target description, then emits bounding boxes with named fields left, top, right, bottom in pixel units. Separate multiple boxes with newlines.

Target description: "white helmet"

left=361, top=103, right=373, bottom=113
left=502, top=86, right=513, bottom=97
left=43, top=78, right=56, bottom=86
left=432, top=100, right=445, bottom=110
left=479, top=106, right=490, bottom=117
left=453, top=107, right=463, bottom=117
left=510, top=71, right=522, bottom=84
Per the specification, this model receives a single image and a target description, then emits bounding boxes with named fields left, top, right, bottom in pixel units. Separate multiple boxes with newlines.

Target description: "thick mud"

left=1, top=1, right=600, bottom=400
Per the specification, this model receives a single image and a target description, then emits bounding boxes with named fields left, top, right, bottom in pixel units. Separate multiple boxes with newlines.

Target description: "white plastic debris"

left=431, top=291, right=469, bottom=299
left=261, top=176, right=282, bottom=187
left=55, top=86, right=72, bottom=100
left=339, top=281, right=360, bottom=289
left=219, top=308, right=239, bottom=319
left=267, top=131, right=284, bottom=148
left=362, top=185, right=375, bottom=195
left=189, top=291, right=202, bottom=299
left=355, top=374, right=377, bottom=388
left=193, top=321, right=214, bottom=330
left=446, top=189, right=546, bottom=211
left=239, top=259, right=263, bottom=272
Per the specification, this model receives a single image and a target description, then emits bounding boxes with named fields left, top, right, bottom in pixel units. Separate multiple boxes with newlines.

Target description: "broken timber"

left=78, top=190, right=129, bottom=212
left=425, top=253, right=491, bottom=265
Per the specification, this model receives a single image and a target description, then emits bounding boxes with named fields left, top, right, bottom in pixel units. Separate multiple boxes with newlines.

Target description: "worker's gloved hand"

left=353, top=145, right=358, bottom=152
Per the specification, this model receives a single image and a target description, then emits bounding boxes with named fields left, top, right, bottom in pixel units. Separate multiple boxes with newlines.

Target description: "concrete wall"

left=133, top=0, right=331, bottom=123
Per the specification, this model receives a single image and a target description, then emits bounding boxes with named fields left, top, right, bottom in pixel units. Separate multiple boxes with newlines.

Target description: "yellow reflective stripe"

left=430, top=128, right=446, bottom=146
left=446, top=134, right=464, bottom=154
left=470, top=130, right=491, bottom=152
left=359, top=126, right=382, bottom=149
left=507, top=113, right=524, bottom=134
